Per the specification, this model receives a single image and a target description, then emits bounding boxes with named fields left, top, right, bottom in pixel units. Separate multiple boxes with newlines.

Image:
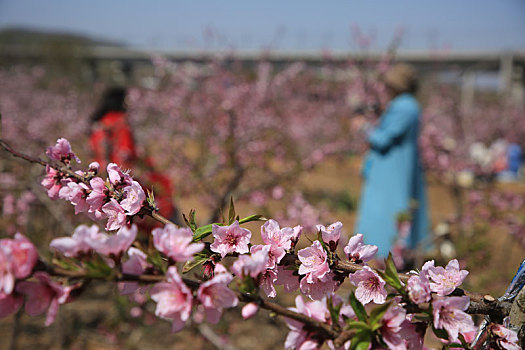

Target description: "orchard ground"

left=0, top=155, right=524, bottom=349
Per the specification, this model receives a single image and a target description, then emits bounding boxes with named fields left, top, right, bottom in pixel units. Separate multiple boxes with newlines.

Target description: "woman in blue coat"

left=356, top=64, right=429, bottom=257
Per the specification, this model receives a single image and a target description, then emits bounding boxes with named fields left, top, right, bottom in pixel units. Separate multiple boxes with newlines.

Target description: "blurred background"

left=1, top=1, right=525, bottom=349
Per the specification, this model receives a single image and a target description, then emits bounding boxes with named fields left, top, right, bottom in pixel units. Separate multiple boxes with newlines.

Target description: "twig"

left=198, top=324, right=238, bottom=350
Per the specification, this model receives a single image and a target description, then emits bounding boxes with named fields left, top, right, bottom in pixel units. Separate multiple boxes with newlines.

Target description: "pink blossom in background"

left=119, top=247, right=151, bottom=295
left=152, top=224, right=204, bottom=262
left=432, top=295, right=475, bottom=342
left=16, top=272, right=75, bottom=326
left=101, top=199, right=127, bottom=231
left=427, top=259, right=469, bottom=296
left=1, top=233, right=38, bottom=280
left=150, top=267, right=193, bottom=332
left=84, top=224, right=137, bottom=257
left=349, top=266, right=387, bottom=305
left=490, top=324, right=521, bottom=350
left=197, top=264, right=238, bottom=323
left=241, top=302, right=259, bottom=320
left=41, top=166, right=63, bottom=200
left=0, top=233, right=38, bottom=295
left=120, top=180, right=146, bottom=215
left=231, top=246, right=269, bottom=279
left=50, top=224, right=99, bottom=257
left=46, top=138, right=80, bottom=163
left=210, top=221, right=252, bottom=258
left=316, top=221, right=343, bottom=247
left=343, top=233, right=378, bottom=264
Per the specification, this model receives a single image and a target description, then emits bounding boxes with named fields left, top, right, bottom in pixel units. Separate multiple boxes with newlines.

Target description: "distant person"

left=355, top=64, right=429, bottom=257
left=89, top=87, right=176, bottom=222
left=90, top=87, right=137, bottom=169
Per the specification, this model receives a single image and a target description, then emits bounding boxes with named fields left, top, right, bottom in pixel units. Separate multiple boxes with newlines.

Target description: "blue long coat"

left=356, top=93, right=429, bottom=257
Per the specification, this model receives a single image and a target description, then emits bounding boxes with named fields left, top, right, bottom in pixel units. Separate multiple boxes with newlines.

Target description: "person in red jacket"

left=90, top=87, right=177, bottom=224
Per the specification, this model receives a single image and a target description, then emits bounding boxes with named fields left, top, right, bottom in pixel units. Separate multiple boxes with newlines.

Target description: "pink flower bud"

left=241, top=302, right=259, bottom=319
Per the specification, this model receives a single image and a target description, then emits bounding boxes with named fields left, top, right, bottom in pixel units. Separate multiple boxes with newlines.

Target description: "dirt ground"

left=1, top=156, right=524, bottom=350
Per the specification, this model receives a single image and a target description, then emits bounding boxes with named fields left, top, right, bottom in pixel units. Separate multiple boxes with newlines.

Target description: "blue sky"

left=0, top=0, right=524, bottom=52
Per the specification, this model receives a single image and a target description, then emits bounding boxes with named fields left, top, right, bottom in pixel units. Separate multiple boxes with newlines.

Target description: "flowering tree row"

left=0, top=137, right=522, bottom=349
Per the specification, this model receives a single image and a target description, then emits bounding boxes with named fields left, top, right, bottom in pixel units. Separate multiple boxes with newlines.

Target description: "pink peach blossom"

left=407, top=274, right=431, bottom=305
left=241, top=302, right=259, bottom=320
left=250, top=244, right=281, bottom=270
left=379, top=305, right=408, bottom=350
left=41, top=166, right=63, bottom=200
left=197, top=264, right=238, bottom=323
left=427, top=259, right=469, bottom=296
left=119, top=247, right=151, bottom=295
left=120, top=180, right=146, bottom=215
left=260, top=219, right=294, bottom=250
left=231, top=246, right=269, bottom=278
left=210, top=221, right=251, bottom=258
left=150, top=267, right=193, bottom=332
left=0, top=293, right=23, bottom=318
left=84, top=224, right=137, bottom=257
left=59, top=181, right=90, bottom=214
left=349, top=266, right=387, bottom=305
left=259, top=268, right=278, bottom=298
left=152, top=224, right=204, bottom=262
left=297, top=241, right=330, bottom=281
left=299, top=273, right=338, bottom=301
left=316, top=221, right=343, bottom=247
left=274, top=265, right=300, bottom=293
left=285, top=295, right=328, bottom=350
left=343, top=233, right=378, bottom=264
left=101, top=199, right=127, bottom=231
left=50, top=224, right=99, bottom=257
left=107, top=163, right=132, bottom=186
left=1, top=233, right=38, bottom=279
left=86, top=177, right=108, bottom=212
left=432, top=295, right=475, bottom=342
left=490, top=324, right=520, bottom=350
left=46, top=138, right=80, bottom=163
left=16, top=272, right=75, bottom=326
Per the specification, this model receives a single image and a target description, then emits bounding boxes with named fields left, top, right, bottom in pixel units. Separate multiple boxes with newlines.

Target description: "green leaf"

left=432, top=326, right=450, bottom=340
left=368, top=302, right=391, bottom=331
left=377, top=253, right=405, bottom=293
left=147, top=250, right=167, bottom=273
left=182, top=248, right=212, bottom=273
left=84, top=256, right=112, bottom=278
left=328, top=297, right=342, bottom=328
left=183, top=209, right=198, bottom=233
left=345, top=320, right=371, bottom=332
left=349, top=330, right=372, bottom=350
left=349, top=292, right=368, bottom=322
left=316, top=230, right=330, bottom=254
left=192, top=214, right=267, bottom=242
left=228, top=196, right=236, bottom=225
